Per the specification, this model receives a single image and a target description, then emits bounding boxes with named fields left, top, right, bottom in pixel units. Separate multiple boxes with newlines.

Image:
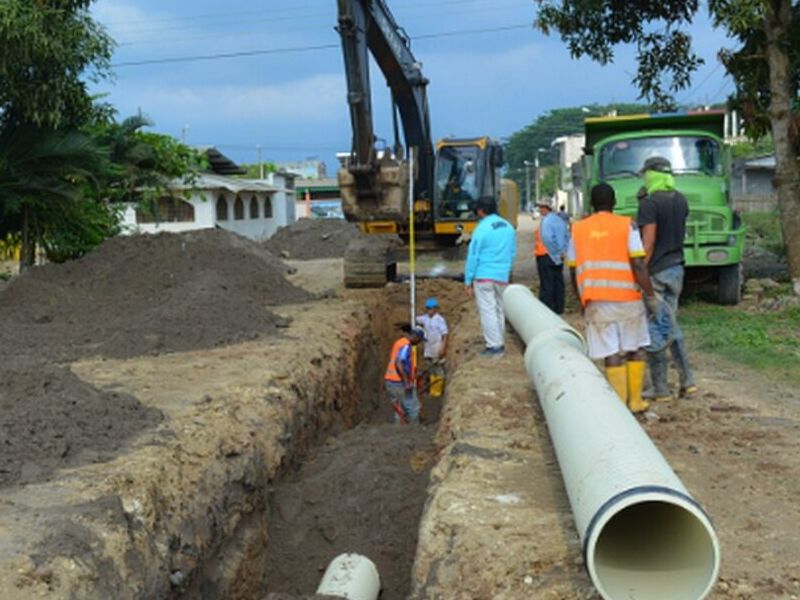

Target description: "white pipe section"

left=315, top=553, right=381, bottom=600
left=502, top=284, right=720, bottom=600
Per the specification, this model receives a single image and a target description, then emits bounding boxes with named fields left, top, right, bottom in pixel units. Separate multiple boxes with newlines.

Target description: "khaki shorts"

left=584, top=300, right=651, bottom=360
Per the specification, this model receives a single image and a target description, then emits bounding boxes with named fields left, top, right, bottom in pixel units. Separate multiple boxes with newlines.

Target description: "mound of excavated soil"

left=0, top=230, right=311, bottom=489
left=0, top=361, right=162, bottom=487
left=0, top=229, right=312, bottom=361
left=264, top=218, right=365, bottom=260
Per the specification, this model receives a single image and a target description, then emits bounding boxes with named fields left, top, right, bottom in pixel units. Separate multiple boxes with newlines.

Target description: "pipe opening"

left=588, top=498, right=719, bottom=600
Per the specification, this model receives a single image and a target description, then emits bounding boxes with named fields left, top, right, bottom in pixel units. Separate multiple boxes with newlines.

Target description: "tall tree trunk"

left=19, top=204, right=36, bottom=272
left=765, top=0, right=800, bottom=294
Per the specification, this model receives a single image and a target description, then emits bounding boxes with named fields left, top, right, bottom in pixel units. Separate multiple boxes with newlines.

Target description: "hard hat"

left=425, top=297, right=439, bottom=309
left=640, top=156, right=672, bottom=174
left=411, top=327, right=426, bottom=341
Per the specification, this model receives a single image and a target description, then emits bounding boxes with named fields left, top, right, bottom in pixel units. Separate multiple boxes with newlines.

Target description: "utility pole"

left=181, top=124, right=189, bottom=144
left=257, top=145, right=264, bottom=179
left=523, top=160, right=532, bottom=212
left=534, top=147, right=547, bottom=206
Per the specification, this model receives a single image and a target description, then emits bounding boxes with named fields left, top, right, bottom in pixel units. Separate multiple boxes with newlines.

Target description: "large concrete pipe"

left=502, top=284, right=720, bottom=600
left=315, top=553, right=381, bottom=600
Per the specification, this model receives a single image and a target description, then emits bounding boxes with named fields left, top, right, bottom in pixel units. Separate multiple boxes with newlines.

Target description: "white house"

left=119, top=149, right=297, bottom=241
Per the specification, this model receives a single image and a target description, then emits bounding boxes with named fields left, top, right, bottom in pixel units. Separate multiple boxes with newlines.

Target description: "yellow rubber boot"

left=605, top=365, right=628, bottom=405
left=626, top=360, right=650, bottom=414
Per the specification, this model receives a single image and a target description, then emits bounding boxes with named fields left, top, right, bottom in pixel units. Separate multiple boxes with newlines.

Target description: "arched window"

left=264, top=195, right=273, bottom=218
left=234, top=196, right=245, bottom=220
left=216, top=195, right=228, bottom=221
left=136, top=197, right=195, bottom=223
left=249, top=196, right=259, bottom=219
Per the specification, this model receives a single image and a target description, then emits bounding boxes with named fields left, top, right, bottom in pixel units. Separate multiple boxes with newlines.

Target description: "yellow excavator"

left=336, top=0, right=518, bottom=287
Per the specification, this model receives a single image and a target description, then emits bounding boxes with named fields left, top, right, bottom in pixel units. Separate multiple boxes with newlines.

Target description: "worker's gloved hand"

left=644, top=294, right=660, bottom=319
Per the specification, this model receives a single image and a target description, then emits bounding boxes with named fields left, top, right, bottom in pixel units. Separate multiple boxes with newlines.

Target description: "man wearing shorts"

left=567, top=183, right=659, bottom=414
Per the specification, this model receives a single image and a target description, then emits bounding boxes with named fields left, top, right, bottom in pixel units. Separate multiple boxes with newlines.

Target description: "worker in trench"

left=415, top=297, right=449, bottom=399
left=567, top=183, right=659, bottom=414
left=384, top=326, right=425, bottom=424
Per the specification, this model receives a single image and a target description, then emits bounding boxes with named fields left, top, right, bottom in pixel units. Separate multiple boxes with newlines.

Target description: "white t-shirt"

left=415, top=313, right=449, bottom=358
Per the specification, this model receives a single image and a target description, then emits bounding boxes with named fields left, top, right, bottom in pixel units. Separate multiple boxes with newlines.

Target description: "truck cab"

left=583, top=111, right=745, bottom=304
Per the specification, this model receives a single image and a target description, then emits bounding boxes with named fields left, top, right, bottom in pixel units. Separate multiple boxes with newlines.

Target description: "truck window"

left=600, top=136, right=721, bottom=179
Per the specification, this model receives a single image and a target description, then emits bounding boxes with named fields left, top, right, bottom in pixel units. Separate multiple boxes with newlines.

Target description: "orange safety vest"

left=385, top=337, right=417, bottom=383
left=571, top=212, right=642, bottom=306
left=534, top=226, right=548, bottom=257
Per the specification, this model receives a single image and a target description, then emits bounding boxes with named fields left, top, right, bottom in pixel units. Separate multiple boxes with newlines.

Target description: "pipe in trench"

left=502, top=284, right=720, bottom=600
left=316, top=553, right=381, bottom=600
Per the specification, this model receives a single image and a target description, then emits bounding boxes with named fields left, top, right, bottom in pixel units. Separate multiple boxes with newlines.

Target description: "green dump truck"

left=582, top=110, right=745, bottom=304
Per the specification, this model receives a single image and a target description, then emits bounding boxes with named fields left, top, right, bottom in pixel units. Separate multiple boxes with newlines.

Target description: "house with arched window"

left=119, top=148, right=296, bottom=241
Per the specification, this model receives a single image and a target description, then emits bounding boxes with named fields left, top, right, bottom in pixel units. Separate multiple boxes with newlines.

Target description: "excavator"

left=336, top=0, right=519, bottom=287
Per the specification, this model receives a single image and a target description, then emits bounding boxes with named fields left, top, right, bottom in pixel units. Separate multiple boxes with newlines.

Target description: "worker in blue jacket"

left=464, top=196, right=517, bottom=356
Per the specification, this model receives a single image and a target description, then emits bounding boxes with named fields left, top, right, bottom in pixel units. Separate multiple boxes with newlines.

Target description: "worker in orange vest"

left=567, top=183, right=659, bottom=414
left=384, top=327, right=425, bottom=423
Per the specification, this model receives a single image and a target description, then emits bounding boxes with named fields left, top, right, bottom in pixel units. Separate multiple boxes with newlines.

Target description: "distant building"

left=295, top=178, right=343, bottom=220
left=119, top=147, right=295, bottom=240
left=275, top=159, right=327, bottom=180
left=551, top=134, right=586, bottom=217
left=731, top=155, right=776, bottom=212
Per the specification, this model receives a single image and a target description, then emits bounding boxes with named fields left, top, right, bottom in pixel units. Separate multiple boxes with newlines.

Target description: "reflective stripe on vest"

left=385, top=337, right=415, bottom=382
left=534, top=226, right=547, bottom=257
left=571, top=212, right=642, bottom=305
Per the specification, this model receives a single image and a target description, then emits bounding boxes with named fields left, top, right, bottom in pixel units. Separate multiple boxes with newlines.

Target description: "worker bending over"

left=416, top=297, right=449, bottom=397
left=568, top=183, right=658, bottom=414
left=384, top=327, right=425, bottom=423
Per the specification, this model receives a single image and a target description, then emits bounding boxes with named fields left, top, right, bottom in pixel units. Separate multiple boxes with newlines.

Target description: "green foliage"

left=731, top=135, right=775, bottom=158
left=237, top=162, right=278, bottom=179
left=536, top=1, right=703, bottom=110
left=0, top=0, right=113, bottom=129
left=742, top=211, right=784, bottom=255
left=681, top=302, right=800, bottom=384
left=88, top=113, right=208, bottom=208
left=504, top=103, right=648, bottom=194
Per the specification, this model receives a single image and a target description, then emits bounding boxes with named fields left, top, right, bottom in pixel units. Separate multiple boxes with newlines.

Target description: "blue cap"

left=411, top=327, right=426, bottom=341
left=424, top=297, right=439, bottom=309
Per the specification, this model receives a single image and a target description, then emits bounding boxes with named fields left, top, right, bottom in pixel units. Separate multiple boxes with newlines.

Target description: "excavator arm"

left=336, top=0, right=434, bottom=211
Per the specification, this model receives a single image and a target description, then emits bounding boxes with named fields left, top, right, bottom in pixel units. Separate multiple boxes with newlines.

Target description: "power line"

left=112, top=23, right=532, bottom=68
left=679, top=61, right=723, bottom=105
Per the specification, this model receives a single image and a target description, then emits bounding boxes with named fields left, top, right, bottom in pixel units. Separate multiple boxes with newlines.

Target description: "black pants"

left=536, top=254, right=565, bottom=314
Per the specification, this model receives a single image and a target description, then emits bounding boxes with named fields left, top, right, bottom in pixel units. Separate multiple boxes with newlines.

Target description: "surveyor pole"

left=408, top=146, right=416, bottom=325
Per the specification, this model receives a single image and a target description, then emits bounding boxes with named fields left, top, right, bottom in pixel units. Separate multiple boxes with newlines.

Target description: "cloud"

left=111, top=73, right=346, bottom=125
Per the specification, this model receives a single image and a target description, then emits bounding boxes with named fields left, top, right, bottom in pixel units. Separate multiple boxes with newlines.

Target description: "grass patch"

left=681, top=301, right=800, bottom=384
left=0, top=272, right=10, bottom=281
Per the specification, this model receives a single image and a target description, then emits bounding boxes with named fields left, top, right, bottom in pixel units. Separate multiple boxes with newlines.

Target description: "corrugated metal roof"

left=171, top=173, right=277, bottom=193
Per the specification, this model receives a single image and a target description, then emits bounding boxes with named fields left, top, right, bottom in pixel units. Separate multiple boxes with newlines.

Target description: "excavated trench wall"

left=0, top=294, right=394, bottom=600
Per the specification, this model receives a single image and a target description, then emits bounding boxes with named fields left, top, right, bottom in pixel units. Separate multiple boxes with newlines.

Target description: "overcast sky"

left=91, top=0, right=734, bottom=171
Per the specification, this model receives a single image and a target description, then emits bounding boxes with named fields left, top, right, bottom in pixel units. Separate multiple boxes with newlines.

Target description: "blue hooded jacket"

left=464, top=213, right=516, bottom=285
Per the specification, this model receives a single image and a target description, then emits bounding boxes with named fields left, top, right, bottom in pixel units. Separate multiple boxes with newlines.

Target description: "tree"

left=0, top=124, right=110, bottom=268
left=504, top=103, right=648, bottom=199
left=0, top=0, right=112, bottom=129
left=535, top=0, right=800, bottom=292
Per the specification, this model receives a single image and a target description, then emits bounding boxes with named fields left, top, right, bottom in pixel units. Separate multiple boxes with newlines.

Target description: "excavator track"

left=343, top=237, right=397, bottom=288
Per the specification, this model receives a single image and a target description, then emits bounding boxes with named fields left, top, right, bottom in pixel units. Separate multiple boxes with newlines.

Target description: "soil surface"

left=264, top=218, right=364, bottom=260
left=263, top=424, right=436, bottom=600
left=0, top=229, right=310, bottom=489
left=0, top=229, right=311, bottom=361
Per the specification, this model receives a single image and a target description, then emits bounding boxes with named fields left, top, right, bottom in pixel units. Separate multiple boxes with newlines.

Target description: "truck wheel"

left=718, top=263, right=742, bottom=305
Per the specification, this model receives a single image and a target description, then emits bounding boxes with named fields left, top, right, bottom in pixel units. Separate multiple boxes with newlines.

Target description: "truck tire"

left=718, top=263, right=742, bottom=305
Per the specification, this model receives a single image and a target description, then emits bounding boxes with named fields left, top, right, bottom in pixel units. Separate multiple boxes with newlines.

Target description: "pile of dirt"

left=263, top=424, right=435, bottom=600
left=0, top=229, right=312, bottom=361
left=0, top=361, right=162, bottom=487
left=264, top=218, right=365, bottom=260
left=0, top=229, right=312, bottom=489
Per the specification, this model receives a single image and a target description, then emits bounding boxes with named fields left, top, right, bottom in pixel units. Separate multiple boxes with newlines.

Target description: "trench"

left=178, top=280, right=465, bottom=600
